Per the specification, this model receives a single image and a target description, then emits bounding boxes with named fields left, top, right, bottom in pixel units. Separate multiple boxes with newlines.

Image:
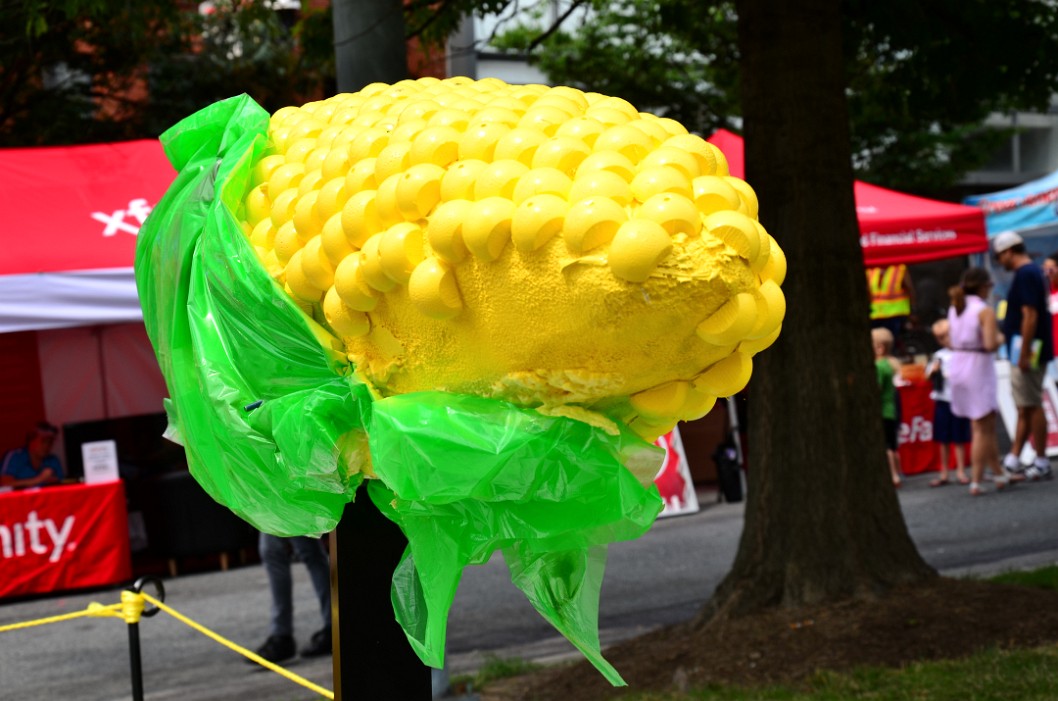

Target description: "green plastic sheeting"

left=135, top=95, right=369, bottom=537
left=367, top=392, right=664, bottom=682
left=135, top=94, right=665, bottom=686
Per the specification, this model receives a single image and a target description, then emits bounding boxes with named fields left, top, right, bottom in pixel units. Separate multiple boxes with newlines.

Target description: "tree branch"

left=404, top=0, right=457, bottom=41
left=528, top=0, right=589, bottom=52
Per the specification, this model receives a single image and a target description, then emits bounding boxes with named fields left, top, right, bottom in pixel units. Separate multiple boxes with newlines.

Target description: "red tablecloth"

left=897, top=379, right=941, bottom=475
left=0, top=480, right=131, bottom=598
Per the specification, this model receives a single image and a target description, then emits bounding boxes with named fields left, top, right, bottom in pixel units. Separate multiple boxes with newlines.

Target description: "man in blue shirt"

left=994, top=231, right=1054, bottom=480
left=0, top=422, right=63, bottom=488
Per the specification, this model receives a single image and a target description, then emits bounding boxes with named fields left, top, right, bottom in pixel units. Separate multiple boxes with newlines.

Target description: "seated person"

left=1, top=422, right=63, bottom=488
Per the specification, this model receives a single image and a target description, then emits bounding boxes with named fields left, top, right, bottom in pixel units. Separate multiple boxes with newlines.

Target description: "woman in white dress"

left=946, top=268, right=1008, bottom=495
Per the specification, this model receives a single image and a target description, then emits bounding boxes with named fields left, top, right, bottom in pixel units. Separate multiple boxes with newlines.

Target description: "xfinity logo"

left=91, top=198, right=152, bottom=236
left=0, top=511, right=76, bottom=562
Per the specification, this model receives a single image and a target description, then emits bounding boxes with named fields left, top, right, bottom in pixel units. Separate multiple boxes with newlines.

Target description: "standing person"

left=867, top=263, right=917, bottom=340
left=250, top=533, right=333, bottom=663
left=994, top=231, right=1054, bottom=480
left=946, top=268, right=1009, bottom=496
left=927, top=319, right=971, bottom=486
left=0, top=421, right=63, bottom=488
left=872, top=327, right=903, bottom=488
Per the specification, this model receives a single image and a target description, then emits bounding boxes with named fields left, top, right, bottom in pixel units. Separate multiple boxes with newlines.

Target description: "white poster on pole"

left=997, top=360, right=1058, bottom=459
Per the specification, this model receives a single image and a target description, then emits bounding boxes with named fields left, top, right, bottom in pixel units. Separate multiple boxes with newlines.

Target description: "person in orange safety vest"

left=867, top=264, right=916, bottom=339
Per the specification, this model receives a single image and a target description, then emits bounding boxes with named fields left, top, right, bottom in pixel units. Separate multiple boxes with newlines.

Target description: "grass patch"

left=620, top=646, right=1058, bottom=700
left=989, top=565, right=1058, bottom=591
left=450, top=654, right=543, bottom=694
left=474, top=654, right=542, bottom=685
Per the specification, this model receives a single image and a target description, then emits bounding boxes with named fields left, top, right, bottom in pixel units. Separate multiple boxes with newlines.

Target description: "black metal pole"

left=331, top=484, right=432, bottom=700
left=125, top=577, right=162, bottom=701
left=127, top=620, right=144, bottom=701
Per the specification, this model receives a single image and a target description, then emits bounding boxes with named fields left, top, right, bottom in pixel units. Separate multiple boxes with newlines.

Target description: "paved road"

left=450, top=471, right=1058, bottom=671
left=2, top=473, right=1056, bottom=700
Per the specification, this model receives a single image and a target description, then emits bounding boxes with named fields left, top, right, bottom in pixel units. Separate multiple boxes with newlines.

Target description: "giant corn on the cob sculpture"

left=242, top=77, right=784, bottom=441
left=136, top=78, right=785, bottom=686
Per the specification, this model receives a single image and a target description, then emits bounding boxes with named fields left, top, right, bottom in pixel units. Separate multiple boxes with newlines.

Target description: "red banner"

left=0, top=481, right=131, bottom=598
left=897, top=380, right=939, bottom=475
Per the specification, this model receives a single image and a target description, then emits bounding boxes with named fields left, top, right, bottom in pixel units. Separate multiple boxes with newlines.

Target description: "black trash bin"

left=713, top=441, right=743, bottom=503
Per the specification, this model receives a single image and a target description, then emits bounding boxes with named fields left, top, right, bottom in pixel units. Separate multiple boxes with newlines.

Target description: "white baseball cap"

left=993, top=230, right=1024, bottom=254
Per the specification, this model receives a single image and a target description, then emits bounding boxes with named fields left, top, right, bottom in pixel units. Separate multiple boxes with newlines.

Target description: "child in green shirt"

left=872, top=327, right=902, bottom=487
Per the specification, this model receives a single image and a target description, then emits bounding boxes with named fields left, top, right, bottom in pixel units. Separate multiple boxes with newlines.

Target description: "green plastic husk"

left=135, top=94, right=665, bottom=686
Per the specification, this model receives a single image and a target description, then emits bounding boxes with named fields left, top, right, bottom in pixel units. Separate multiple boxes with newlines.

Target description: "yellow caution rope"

left=0, top=590, right=333, bottom=700
left=139, top=592, right=334, bottom=700
left=0, top=602, right=125, bottom=632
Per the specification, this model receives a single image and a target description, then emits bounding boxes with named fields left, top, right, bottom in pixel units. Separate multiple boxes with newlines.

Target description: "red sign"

left=0, top=481, right=131, bottom=598
left=653, top=428, right=700, bottom=517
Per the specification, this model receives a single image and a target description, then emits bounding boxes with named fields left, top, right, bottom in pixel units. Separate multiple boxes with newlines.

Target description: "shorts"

left=1010, top=365, right=1046, bottom=408
left=882, top=418, right=898, bottom=451
left=933, top=400, right=971, bottom=444
left=870, top=316, right=906, bottom=339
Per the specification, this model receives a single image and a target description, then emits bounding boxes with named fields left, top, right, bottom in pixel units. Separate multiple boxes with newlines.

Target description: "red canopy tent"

left=706, top=129, right=988, bottom=266
left=0, top=139, right=175, bottom=333
left=0, top=140, right=174, bottom=453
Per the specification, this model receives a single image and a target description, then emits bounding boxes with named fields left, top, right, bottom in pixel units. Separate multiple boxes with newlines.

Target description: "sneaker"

left=1024, top=463, right=1054, bottom=481
left=300, top=628, right=332, bottom=657
left=249, top=634, right=296, bottom=664
left=1002, top=454, right=1025, bottom=474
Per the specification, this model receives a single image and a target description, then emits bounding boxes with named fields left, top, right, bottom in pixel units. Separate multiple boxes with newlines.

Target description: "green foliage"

left=490, top=0, right=740, bottom=135
left=0, top=1, right=334, bottom=146
left=404, top=0, right=512, bottom=47
left=461, top=0, right=1058, bottom=192
left=144, top=2, right=335, bottom=136
left=841, top=0, right=1058, bottom=192
left=0, top=1, right=185, bottom=145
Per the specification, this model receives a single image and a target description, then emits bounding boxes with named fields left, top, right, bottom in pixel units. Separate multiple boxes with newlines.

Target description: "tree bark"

left=703, top=0, right=936, bottom=622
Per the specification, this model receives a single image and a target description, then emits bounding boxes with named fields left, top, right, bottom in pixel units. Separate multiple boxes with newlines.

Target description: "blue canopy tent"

left=964, top=170, right=1058, bottom=265
left=964, top=171, right=1058, bottom=302
left=964, top=170, right=1058, bottom=237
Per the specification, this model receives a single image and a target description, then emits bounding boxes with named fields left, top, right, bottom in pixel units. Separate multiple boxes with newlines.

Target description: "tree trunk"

left=703, top=0, right=936, bottom=622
